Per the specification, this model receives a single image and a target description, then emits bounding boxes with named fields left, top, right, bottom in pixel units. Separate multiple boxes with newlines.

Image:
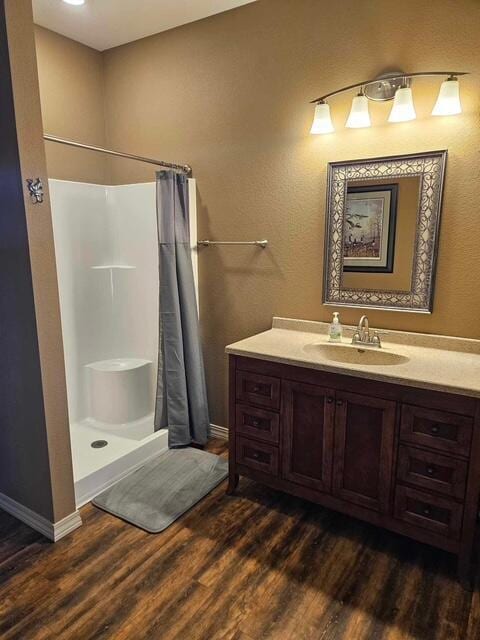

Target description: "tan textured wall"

left=5, top=0, right=76, bottom=521
left=34, top=0, right=480, bottom=426
left=101, top=0, right=480, bottom=425
left=35, top=25, right=108, bottom=184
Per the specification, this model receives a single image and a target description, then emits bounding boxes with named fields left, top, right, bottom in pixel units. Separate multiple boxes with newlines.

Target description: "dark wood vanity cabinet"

left=332, top=392, right=396, bottom=514
left=282, top=381, right=334, bottom=493
left=228, top=355, right=480, bottom=587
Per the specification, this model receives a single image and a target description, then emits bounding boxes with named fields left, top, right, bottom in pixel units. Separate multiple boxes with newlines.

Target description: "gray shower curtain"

left=154, top=170, right=210, bottom=447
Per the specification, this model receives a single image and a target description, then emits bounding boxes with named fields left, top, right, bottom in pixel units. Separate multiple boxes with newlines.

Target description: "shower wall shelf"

left=91, top=265, right=136, bottom=270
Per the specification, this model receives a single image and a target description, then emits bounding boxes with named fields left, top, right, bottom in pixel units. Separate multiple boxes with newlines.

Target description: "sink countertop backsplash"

left=271, top=317, right=480, bottom=354
left=225, top=317, right=480, bottom=398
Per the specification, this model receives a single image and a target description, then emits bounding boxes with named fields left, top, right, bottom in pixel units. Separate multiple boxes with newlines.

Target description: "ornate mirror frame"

left=323, top=150, right=447, bottom=313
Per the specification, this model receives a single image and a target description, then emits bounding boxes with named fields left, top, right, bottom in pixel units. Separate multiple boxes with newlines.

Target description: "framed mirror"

left=323, top=151, right=447, bottom=313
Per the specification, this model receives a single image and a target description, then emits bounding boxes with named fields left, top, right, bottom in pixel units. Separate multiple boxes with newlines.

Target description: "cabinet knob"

left=252, top=452, right=260, bottom=460
left=423, top=507, right=431, bottom=517
left=252, top=419, right=259, bottom=427
left=430, top=424, right=440, bottom=435
left=426, top=466, right=435, bottom=476
left=252, top=386, right=260, bottom=393
left=326, top=397, right=334, bottom=404
left=336, top=400, right=344, bottom=407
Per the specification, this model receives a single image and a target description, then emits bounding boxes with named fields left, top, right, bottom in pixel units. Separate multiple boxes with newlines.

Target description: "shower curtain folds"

left=154, top=171, right=209, bottom=447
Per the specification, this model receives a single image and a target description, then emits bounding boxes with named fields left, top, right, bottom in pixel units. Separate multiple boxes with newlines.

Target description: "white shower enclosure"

left=50, top=178, right=198, bottom=506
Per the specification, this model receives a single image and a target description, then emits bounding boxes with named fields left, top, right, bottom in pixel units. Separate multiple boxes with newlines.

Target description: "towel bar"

left=197, top=240, right=268, bottom=248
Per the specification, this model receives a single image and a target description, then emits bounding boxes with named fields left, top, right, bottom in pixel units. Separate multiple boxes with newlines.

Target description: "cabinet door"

left=333, top=391, right=396, bottom=513
left=281, top=381, right=335, bottom=492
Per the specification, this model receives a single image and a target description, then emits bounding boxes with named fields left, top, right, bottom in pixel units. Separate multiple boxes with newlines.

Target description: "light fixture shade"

left=388, top=87, right=416, bottom=123
left=62, top=0, right=85, bottom=5
left=346, top=94, right=371, bottom=128
left=432, top=78, right=462, bottom=116
left=310, top=103, right=334, bottom=134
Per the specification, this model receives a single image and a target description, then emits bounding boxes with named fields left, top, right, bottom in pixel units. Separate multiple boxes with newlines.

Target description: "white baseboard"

left=52, top=511, right=83, bottom=541
left=0, top=491, right=82, bottom=542
left=210, top=423, right=229, bottom=440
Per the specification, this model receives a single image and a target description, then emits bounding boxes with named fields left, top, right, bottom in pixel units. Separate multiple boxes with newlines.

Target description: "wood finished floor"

left=0, top=439, right=479, bottom=640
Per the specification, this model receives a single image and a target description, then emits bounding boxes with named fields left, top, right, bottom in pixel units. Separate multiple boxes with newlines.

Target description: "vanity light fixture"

left=388, top=86, right=416, bottom=123
left=310, top=70, right=468, bottom=134
left=346, top=92, right=371, bottom=128
left=62, top=0, right=86, bottom=5
left=310, top=101, right=335, bottom=134
left=432, top=75, right=462, bottom=116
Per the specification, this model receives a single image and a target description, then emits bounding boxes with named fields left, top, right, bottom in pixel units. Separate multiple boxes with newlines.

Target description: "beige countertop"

left=225, top=317, right=480, bottom=399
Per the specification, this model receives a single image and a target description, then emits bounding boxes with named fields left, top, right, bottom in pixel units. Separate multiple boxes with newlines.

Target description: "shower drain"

left=91, top=440, right=108, bottom=449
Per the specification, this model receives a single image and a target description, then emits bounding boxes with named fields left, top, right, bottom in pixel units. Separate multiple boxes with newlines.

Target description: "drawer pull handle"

left=430, top=425, right=440, bottom=435
left=426, top=466, right=435, bottom=476
left=423, top=507, right=431, bottom=517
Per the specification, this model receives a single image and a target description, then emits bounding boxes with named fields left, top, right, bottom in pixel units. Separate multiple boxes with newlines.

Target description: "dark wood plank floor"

left=0, top=439, right=479, bottom=639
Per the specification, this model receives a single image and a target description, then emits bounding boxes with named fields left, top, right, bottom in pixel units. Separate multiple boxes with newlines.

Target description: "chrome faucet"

left=351, top=315, right=384, bottom=348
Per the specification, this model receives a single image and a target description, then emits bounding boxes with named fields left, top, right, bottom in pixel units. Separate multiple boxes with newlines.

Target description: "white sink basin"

left=304, top=343, right=410, bottom=366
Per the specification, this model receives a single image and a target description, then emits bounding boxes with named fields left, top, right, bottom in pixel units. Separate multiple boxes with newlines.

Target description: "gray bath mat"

left=93, top=447, right=228, bottom=533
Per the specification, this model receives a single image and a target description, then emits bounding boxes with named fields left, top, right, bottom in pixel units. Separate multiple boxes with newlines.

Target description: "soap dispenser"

left=329, top=312, right=343, bottom=342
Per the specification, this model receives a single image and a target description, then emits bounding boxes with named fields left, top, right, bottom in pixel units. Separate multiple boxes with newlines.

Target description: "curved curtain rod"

left=43, top=134, right=192, bottom=175
left=310, top=71, right=469, bottom=104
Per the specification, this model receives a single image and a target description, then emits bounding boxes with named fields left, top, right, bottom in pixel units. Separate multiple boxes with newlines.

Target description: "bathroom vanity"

left=226, top=318, right=480, bottom=587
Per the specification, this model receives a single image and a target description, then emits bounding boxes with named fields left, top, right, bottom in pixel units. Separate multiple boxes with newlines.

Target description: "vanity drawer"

left=397, top=445, right=468, bottom=501
left=236, top=370, right=280, bottom=410
left=400, top=405, right=472, bottom=458
left=394, top=485, right=463, bottom=540
left=236, top=404, right=280, bottom=444
left=236, top=436, right=279, bottom=476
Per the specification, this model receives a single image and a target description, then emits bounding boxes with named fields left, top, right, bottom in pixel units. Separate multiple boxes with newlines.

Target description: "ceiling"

left=32, top=0, right=257, bottom=51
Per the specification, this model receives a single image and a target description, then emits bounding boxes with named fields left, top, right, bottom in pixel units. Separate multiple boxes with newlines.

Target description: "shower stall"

left=49, top=174, right=198, bottom=507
